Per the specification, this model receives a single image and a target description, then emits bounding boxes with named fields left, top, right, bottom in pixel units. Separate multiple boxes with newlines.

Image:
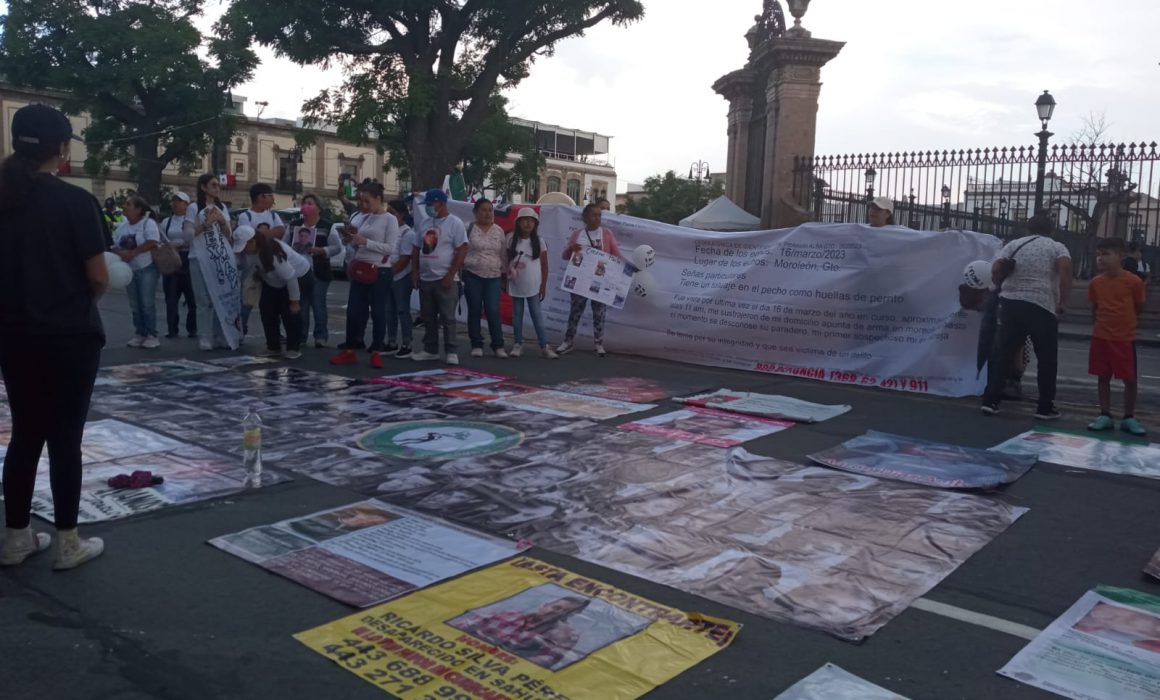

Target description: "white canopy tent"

left=679, top=196, right=762, bottom=231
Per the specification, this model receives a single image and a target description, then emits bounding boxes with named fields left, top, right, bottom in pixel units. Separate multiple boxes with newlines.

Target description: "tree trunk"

left=133, top=135, right=165, bottom=205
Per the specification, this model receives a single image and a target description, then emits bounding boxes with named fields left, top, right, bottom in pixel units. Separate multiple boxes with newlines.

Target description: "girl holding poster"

left=506, top=208, right=557, bottom=359
left=557, top=204, right=622, bottom=358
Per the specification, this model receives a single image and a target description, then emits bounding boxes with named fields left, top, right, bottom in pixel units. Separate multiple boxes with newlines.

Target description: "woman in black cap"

left=0, top=104, right=107, bottom=570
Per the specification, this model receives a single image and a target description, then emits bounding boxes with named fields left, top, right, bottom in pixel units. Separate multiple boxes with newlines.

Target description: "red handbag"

left=350, top=259, right=384, bottom=285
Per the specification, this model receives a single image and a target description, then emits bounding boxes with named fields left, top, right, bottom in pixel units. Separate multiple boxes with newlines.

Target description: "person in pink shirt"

left=557, top=203, right=621, bottom=357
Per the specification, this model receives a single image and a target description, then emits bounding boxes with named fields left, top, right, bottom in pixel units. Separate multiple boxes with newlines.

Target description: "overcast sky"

left=216, top=1, right=1158, bottom=191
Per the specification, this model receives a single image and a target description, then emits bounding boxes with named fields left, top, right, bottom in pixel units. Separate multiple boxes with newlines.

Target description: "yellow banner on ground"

left=295, top=556, right=740, bottom=700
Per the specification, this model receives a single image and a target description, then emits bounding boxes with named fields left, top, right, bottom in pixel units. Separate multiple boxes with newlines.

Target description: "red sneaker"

left=330, top=349, right=357, bottom=366
left=370, top=351, right=384, bottom=369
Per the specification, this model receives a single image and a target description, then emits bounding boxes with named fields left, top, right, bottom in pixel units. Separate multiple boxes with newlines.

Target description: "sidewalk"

left=1058, top=321, right=1160, bottom=348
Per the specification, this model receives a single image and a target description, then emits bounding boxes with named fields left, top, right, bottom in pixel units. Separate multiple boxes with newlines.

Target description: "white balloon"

left=632, top=270, right=657, bottom=299
left=104, top=253, right=134, bottom=290
left=632, top=244, right=656, bottom=269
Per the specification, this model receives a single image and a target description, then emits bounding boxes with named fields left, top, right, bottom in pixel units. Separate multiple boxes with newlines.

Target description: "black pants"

left=163, top=253, right=197, bottom=336
left=983, top=298, right=1058, bottom=410
left=259, top=282, right=301, bottom=352
left=0, top=335, right=102, bottom=530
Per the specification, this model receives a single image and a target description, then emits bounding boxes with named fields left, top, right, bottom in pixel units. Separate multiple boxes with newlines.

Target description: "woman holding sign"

left=557, top=203, right=622, bottom=357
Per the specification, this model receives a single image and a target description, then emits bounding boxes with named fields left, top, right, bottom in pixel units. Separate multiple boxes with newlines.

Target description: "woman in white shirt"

left=191, top=173, right=237, bottom=350
left=387, top=199, right=418, bottom=358
left=244, top=230, right=310, bottom=359
left=463, top=198, right=508, bottom=358
left=505, top=208, right=557, bottom=359
left=114, top=196, right=162, bottom=349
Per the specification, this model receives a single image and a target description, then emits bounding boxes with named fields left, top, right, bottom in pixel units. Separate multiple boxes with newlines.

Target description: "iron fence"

left=793, top=142, right=1160, bottom=277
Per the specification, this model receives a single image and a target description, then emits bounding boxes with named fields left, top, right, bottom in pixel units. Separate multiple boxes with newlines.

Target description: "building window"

left=525, top=177, right=540, bottom=202
left=277, top=156, right=299, bottom=193
left=234, top=161, right=246, bottom=177
left=340, top=162, right=359, bottom=181
left=566, top=178, right=581, bottom=202
left=546, top=176, right=561, bottom=193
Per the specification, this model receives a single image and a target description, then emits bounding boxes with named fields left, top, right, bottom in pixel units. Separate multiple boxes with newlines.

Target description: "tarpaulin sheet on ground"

left=1147, top=549, right=1160, bottom=581
left=294, top=557, right=738, bottom=700
left=210, top=500, right=524, bottom=607
left=548, top=376, right=707, bottom=403
left=999, top=586, right=1160, bottom=700
left=810, top=431, right=1037, bottom=489
left=676, top=389, right=851, bottom=423
left=495, top=390, right=654, bottom=420
left=773, top=663, right=909, bottom=699
left=991, top=428, right=1160, bottom=480
left=95, top=359, right=227, bottom=386
left=0, top=418, right=288, bottom=523
left=369, top=369, right=510, bottom=393
left=619, top=407, right=792, bottom=448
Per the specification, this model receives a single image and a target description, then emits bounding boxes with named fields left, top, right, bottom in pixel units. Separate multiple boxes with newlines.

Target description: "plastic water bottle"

left=242, top=405, right=263, bottom=487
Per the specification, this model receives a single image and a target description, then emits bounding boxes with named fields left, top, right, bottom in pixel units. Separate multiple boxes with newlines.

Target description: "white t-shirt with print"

left=394, top=225, right=418, bottom=281
left=237, top=209, right=286, bottom=232
left=506, top=234, right=547, bottom=299
left=115, top=218, right=162, bottom=271
left=417, top=215, right=469, bottom=282
left=996, top=235, right=1071, bottom=313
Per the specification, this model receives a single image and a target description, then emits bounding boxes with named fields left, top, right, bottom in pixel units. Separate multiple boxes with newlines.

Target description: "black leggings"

left=1, top=335, right=102, bottom=529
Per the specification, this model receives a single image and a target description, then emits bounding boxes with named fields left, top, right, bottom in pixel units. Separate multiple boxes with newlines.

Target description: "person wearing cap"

left=412, top=188, right=468, bottom=365
left=0, top=103, right=108, bottom=570
left=160, top=192, right=198, bottom=340
left=506, top=207, right=557, bottom=358
left=867, top=197, right=895, bottom=227
left=114, top=195, right=163, bottom=349
left=464, top=198, right=509, bottom=359
left=558, top=203, right=622, bottom=357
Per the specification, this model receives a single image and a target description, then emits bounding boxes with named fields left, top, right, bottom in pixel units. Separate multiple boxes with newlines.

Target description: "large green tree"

left=225, top=1, right=643, bottom=189
left=624, top=171, right=724, bottom=225
left=0, top=0, right=257, bottom=203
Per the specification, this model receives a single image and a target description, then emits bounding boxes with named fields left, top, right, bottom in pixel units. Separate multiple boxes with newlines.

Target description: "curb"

left=1059, top=331, right=1160, bottom=349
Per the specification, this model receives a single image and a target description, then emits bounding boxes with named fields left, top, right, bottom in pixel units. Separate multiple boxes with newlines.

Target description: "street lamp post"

left=999, top=196, right=1009, bottom=238
left=864, top=167, right=877, bottom=200
left=940, top=184, right=952, bottom=229
left=689, top=160, right=711, bottom=210
left=907, top=188, right=918, bottom=229
left=1033, top=90, right=1056, bottom=215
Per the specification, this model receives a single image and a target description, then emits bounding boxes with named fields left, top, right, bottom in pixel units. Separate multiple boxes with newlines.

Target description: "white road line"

left=911, top=598, right=1041, bottom=641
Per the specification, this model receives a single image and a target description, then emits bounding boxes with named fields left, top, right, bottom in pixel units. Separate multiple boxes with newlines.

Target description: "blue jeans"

left=345, top=268, right=392, bottom=349
left=463, top=270, right=503, bottom=350
left=308, top=277, right=331, bottom=341
left=392, top=276, right=414, bottom=348
left=511, top=295, right=549, bottom=347
left=126, top=264, right=160, bottom=338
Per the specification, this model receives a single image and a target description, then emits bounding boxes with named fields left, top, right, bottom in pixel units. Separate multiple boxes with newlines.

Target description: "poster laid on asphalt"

left=1147, top=549, right=1160, bottom=581
left=998, top=586, right=1160, bottom=700
left=448, top=202, right=999, bottom=397
left=495, top=390, right=655, bottom=420
left=211, top=500, right=525, bottom=607
left=369, top=368, right=510, bottom=393
left=548, top=376, right=708, bottom=403
left=810, top=430, right=1038, bottom=489
left=561, top=245, right=637, bottom=309
left=95, top=359, right=227, bottom=386
left=294, top=556, right=738, bottom=700
left=773, top=663, right=910, bottom=699
left=619, top=407, right=792, bottom=448
left=676, top=389, right=851, bottom=423
left=992, top=428, right=1160, bottom=480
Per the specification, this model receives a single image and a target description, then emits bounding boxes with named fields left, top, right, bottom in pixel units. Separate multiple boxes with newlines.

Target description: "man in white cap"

left=159, top=192, right=198, bottom=339
left=867, top=197, right=894, bottom=228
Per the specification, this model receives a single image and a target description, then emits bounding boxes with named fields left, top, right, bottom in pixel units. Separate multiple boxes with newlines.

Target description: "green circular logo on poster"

left=358, top=420, right=524, bottom=460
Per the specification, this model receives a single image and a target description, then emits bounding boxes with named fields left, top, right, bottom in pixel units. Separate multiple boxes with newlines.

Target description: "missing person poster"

left=992, top=428, right=1160, bottom=480
left=773, top=663, right=910, bottom=699
left=295, top=556, right=738, bottom=700
left=999, top=587, right=1160, bottom=700
left=561, top=246, right=637, bottom=309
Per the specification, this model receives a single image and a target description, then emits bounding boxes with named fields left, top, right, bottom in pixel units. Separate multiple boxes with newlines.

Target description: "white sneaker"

left=126, top=336, right=145, bottom=348
left=142, top=336, right=160, bottom=349
left=0, top=527, right=51, bottom=566
left=445, top=353, right=460, bottom=366
left=199, top=339, right=214, bottom=351
left=595, top=343, right=607, bottom=357
left=284, top=350, right=303, bottom=360
left=510, top=345, right=523, bottom=358
left=494, top=348, right=508, bottom=359
left=556, top=341, right=574, bottom=355
left=53, top=530, right=104, bottom=571
left=542, top=346, right=559, bottom=359
left=471, top=348, right=484, bottom=358
left=412, top=350, right=440, bottom=362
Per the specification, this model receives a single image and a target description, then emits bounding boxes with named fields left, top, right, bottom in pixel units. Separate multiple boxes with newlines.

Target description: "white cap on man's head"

left=961, top=260, right=995, bottom=290
left=171, top=191, right=191, bottom=203
left=868, top=196, right=894, bottom=214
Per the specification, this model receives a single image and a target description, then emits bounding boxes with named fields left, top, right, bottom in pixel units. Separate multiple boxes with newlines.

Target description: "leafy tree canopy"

left=624, top=171, right=724, bottom=225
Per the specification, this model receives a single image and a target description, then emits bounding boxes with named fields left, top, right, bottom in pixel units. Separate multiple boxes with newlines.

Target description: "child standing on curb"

left=1087, top=237, right=1147, bottom=436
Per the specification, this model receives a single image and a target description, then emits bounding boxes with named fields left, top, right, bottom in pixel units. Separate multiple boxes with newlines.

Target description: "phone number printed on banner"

left=754, top=362, right=932, bottom=393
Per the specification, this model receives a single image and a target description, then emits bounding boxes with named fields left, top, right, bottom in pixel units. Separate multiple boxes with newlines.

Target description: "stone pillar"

left=713, top=71, right=756, bottom=209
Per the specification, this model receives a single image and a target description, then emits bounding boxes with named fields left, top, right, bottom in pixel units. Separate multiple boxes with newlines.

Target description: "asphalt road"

left=2, top=287, right=1159, bottom=700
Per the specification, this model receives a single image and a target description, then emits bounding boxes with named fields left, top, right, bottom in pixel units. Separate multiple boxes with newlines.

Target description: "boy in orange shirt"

left=1088, top=238, right=1147, bottom=435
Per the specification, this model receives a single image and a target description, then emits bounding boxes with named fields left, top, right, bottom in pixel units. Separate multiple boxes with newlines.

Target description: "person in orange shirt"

left=1088, top=238, right=1147, bottom=435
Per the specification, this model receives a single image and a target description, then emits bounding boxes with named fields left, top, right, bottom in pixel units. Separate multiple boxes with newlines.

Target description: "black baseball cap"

left=11, top=104, right=75, bottom=155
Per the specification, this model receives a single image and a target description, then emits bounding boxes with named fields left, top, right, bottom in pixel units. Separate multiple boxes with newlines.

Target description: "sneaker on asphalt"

left=542, top=346, right=559, bottom=360
left=395, top=345, right=413, bottom=359
left=284, top=350, right=303, bottom=360
left=471, top=348, right=484, bottom=358
left=53, top=531, right=103, bottom=571
left=384, top=343, right=399, bottom=353
left=411, top=350, right=440, bottom=362
left=1121, top=417, right=1147, bottom=436
left=509, top=345, right=523, bottom=358
left=142, top=336, right=160, bottom=349
left=1034, top=406, right=1063, bottom=421
left=330, top=349, right=358, bottom=366
left=445, top=353, right=460, bottom=366
left=980, top=402, right=1000, bottom=416
left=126, top=336, right=145, bottom=348
left=494, top=348, right=508, bottom=359
left=199, top=339, right=214, bottom=351
left=0, top=527, right=51, bottom=566
left=556, top=341, right=574, bottom=356
left=370, top=351, right=384, bottom=369
left=595, top=343, right=607, bottom=357
left=1088, top=414, right=1115, bottom=431
left=314, top=340, right=328, bottom=349
left=256, top=348, right=282, bottom=358
left=165, top=332, right=179, bottom=340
